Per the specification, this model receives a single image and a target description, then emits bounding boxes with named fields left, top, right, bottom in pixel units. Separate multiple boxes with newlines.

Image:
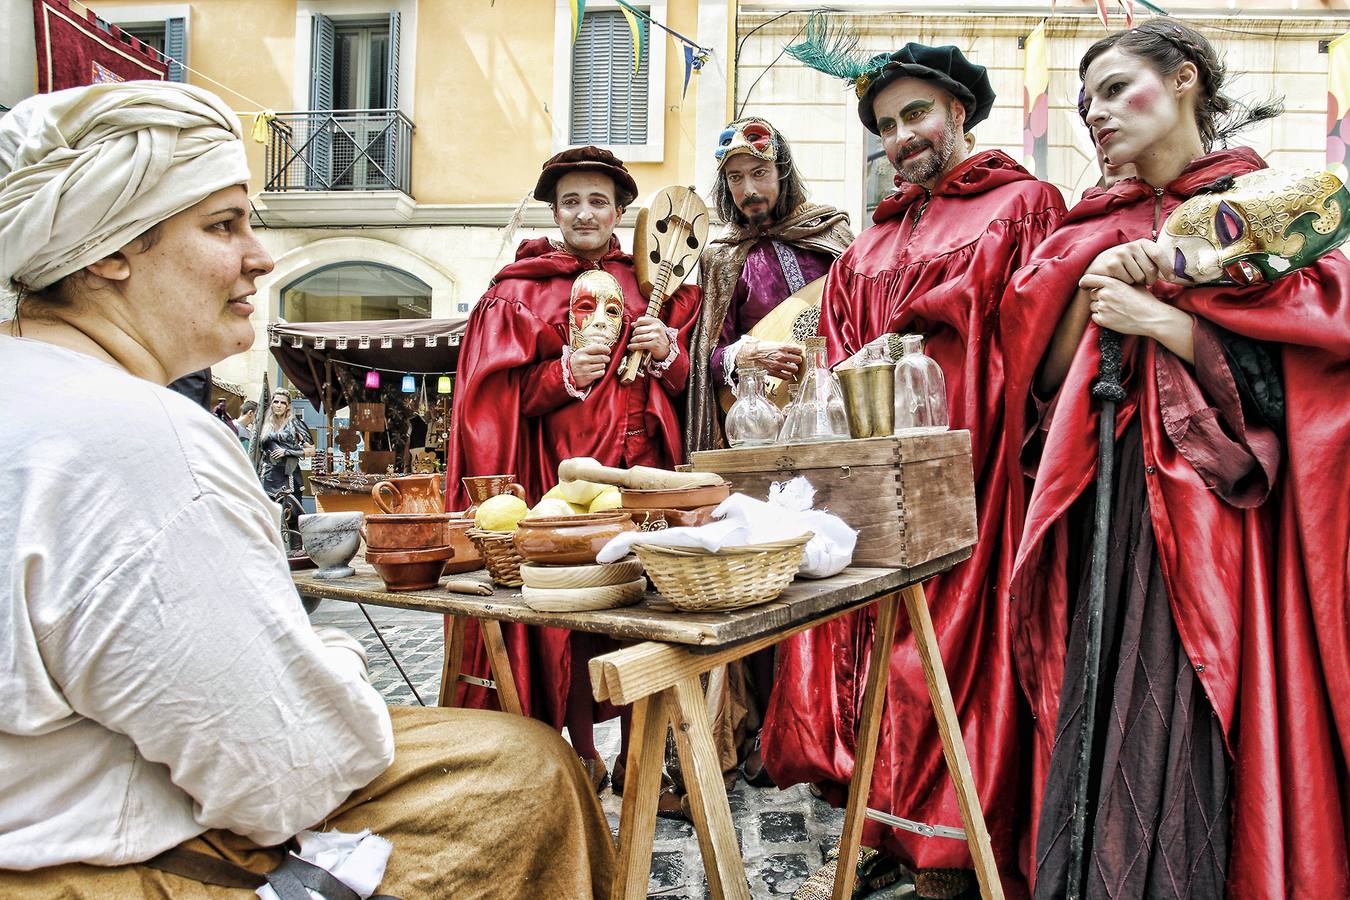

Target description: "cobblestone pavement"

left=310, top=601, right=917, bottom=899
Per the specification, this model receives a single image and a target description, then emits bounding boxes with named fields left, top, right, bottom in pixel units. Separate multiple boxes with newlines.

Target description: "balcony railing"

left=264, top=109, right=413, bottom=195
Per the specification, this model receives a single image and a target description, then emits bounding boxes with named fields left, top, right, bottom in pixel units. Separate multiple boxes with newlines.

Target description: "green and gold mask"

left=1157, top=169, right=1350, bottom=286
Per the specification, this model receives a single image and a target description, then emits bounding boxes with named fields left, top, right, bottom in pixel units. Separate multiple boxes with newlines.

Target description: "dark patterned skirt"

left=1034, top=423, right=1230, bottom=900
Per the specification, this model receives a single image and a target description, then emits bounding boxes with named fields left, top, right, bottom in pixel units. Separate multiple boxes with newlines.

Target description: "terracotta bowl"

left=512, top=512, right=637, bottom=567
left=366, top=546, right=454, bottom=592
left=363, top=513, right=454, bottom=552
left=444, top=518, right=483, bottom=574
left=619, top=482, right=731, bottom=511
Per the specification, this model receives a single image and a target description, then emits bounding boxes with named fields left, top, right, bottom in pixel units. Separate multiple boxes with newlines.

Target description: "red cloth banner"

left=32, top=0, right=168, bottom=93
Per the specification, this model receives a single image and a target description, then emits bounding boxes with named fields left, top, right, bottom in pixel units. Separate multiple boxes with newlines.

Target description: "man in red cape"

left=443, top=147, right=700, bottom=790
left=1001, top=146, right=1350, bottom=898
left=763, top=42, right=1065, bottom=898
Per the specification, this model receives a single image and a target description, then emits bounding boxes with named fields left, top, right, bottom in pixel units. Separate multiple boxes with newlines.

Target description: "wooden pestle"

left=557, top=457, right=723, bottom=490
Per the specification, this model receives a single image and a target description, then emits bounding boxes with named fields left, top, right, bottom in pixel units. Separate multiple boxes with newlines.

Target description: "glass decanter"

left=724, top=365, right=783, bottom=447
left=778, top=337, right=850, bottom=444
left=893, top=334, right=949, bottom=434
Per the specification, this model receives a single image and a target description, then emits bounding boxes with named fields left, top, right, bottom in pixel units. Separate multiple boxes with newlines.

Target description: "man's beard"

left=742, top=197, right=772, bottom=226
left=893, top=112, right=959, bottom=186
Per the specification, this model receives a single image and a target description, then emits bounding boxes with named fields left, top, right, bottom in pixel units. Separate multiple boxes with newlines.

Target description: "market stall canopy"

left=269, top=318, right=467, bottom=410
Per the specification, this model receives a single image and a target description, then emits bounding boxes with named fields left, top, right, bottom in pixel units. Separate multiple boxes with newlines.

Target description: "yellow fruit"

left=474, top=494, right=529, bottom=532
left=588, top=487, right=623, bottom=512
left=527, top=498, right=576, bottom=519
left=549, top=479, right=608, bottom=506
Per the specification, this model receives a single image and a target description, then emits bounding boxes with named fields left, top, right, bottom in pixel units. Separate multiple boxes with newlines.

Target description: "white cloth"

left=597, top=477, right=857, bottom=577
left=256, top=829, right=393, bottom=900
left=0, top=81, right=249, bottom=290
left=0, top=335, right=394, bottom=870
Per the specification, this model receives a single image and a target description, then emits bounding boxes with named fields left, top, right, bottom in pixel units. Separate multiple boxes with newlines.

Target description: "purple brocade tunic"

left=709, top=238, right=833, bottom=384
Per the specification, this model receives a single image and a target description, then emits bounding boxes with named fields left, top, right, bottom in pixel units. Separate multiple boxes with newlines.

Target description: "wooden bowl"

left=363, top=513, right=454, bottom=552
left=511, top=512, right=636, bottom=566
left=620, top=482, right=731, bottom=511
left=520, top=555, right=644, bottom=590
left=444, top=517, right=483, bottom=574
left=366, top=546, right=453, bottom=592
left=521, top=578, right=646, bottom=612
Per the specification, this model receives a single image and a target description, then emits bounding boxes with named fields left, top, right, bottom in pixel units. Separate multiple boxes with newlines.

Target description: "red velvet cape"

left=762, top=151, right=1066, bottom=883
left=443, top=236, right=699, bottom=725
left=1001, top=148, right=1350, bottom=898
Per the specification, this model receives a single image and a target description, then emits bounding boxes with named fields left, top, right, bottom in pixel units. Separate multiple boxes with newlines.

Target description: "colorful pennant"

left=1328, top=32, right=1350, bottom=181
left=569, top=0, right=585, bottom=44
left=617, top=3, right=647, bottom=76
left=1023, top=21, right=1050, bottom=180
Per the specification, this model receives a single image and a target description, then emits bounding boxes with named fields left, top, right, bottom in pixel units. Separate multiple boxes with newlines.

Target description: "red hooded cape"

left=443, top=236, right=699, bottom=724
left=762, top=150, right=1066, bottom=884
left=1001, top=148, right=1350, bottom=898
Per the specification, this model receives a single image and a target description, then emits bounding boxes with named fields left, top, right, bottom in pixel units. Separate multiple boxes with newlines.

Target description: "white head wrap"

left=0, top=80, right=250, bottom=291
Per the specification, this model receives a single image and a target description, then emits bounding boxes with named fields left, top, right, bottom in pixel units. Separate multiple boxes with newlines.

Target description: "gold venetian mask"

left=568, top=269, right=625, bottom=350
left=1157, top=168, right=1350, bottom=286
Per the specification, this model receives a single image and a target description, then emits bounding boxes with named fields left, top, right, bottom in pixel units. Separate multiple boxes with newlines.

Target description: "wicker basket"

left=633, top=533, right=811, bottom=612
left=466, top=529, right=524, bottom=587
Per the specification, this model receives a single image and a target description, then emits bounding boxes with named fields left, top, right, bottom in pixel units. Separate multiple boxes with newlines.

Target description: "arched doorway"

left=280, top=262, right=432, bottom=322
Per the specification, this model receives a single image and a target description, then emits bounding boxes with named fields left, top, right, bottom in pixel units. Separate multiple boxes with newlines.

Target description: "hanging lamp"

left=365, top=370, right=381, bottom=389
left=437, top=375, right=452, bottom=393
left=401, top=374, right=416, bottom=393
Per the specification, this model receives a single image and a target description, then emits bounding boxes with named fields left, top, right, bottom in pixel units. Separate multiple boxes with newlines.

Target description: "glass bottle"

left=778, top=337, right=850, bottom=444
left=724, top=365, right=783, bottom=447
left=893, top=334, right=949, bottom=434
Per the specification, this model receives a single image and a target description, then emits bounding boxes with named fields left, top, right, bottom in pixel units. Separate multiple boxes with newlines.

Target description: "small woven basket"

left=633, top=533, right=811, bottom=612
left=466, top=529, right=524, bottom=587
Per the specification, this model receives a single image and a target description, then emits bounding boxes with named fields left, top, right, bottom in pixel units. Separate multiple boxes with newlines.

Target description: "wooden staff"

left=618, top=185, right=709, bottom=383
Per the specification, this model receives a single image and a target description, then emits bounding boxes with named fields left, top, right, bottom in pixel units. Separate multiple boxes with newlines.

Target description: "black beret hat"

left=533, top=145, right=639, bottom=208
left=858, top=43, right=995, bottom=135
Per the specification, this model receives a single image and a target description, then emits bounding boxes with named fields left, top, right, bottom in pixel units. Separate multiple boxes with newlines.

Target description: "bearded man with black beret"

left=764, top=40, right=1066, bottom=899
left=445, top=147, right=701, bottom=793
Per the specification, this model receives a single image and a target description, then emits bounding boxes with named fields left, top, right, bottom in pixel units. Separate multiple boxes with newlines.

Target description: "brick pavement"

left=310, top=601, right=916, bottom=899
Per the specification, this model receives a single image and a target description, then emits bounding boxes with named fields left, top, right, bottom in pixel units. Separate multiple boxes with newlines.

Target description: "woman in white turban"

left=0, top=82, right=614, bottom=898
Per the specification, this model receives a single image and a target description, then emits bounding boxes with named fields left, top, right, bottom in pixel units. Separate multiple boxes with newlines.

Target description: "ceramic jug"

left=371, top=473, right=445, bottom=515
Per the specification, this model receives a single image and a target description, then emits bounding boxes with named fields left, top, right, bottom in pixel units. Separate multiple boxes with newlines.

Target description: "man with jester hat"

left=682, top=116, right=853, bottom=799
left=444, top=146, right=701, bottom=794
left=686, top=116, right=854, bottom=453
left=766, top=23, right=1066, bottom=899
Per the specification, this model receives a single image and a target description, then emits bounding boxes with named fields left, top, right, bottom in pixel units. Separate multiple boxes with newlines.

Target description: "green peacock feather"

left=785, top=12, right=886, bottom=89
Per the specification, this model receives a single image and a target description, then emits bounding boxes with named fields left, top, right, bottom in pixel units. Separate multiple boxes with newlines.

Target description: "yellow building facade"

left=74, top=0, right=734, bottom=395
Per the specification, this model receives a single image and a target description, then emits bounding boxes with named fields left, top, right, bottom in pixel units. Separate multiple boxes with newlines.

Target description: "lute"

left=619, top=185, right=710, bottom=383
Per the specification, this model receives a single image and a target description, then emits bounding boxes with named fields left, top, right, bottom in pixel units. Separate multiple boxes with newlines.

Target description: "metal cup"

left=837, top=362, right=895, bottom=438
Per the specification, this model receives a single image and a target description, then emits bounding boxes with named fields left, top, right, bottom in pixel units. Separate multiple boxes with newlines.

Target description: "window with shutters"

left=97, top=6, right=188, bottom=82
left=569, top=10, right=649, bottom=145
left=552, top=0, right=666, bottom=163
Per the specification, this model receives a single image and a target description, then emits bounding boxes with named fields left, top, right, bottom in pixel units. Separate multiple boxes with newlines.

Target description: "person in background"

left=235, top=399, right=258, bottom=453
left=0, top=80, right=615, bottom=897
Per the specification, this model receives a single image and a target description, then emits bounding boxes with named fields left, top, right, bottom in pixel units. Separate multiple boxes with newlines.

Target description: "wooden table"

left=294, top=550, right=1004, bottom=900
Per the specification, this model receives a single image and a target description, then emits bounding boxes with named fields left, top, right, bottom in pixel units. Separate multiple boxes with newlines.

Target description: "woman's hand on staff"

left=739, top=338, right=803, bottom=380
left=569, top=343, right=611, bottom=389
left=1080, top=273, right=1195, bottom=363
left=627, top=316, right=672, bottom=361
left=1083, top=239, right=1170, bottom=287
left=302, top=444, right=316, bottom=458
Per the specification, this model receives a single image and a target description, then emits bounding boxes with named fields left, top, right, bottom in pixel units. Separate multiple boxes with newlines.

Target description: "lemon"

left=546, top=479, right=608, bottom=506
left=474, top=494, right=529, bottom=532
left=588, top=487, right=623, bottom=512
left=527, top=498, right=576, bottom=519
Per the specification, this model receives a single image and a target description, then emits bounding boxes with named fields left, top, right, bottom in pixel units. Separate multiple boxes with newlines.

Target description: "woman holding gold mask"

left=1001, top=18, right=1350, bottom=899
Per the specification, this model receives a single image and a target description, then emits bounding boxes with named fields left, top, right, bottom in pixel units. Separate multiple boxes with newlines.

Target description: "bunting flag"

left=569, top=0, right=585, bottom=44
left=682, top=45, right=705, bottom=99
left=1328, top=33, right=1350, bottom=181
left=617, top=2, right=647, bottom=77
left=1119, top=0, right=1135, bottom=27
left=1095, top=0, right=1110, bottom=28
left=32, top=0, right=168, bottom=92
left=1023, top=21, right=1050, bottom=180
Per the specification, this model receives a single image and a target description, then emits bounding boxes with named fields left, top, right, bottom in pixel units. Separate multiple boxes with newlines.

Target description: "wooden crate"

left=689, top=431, right=977, bottom=568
